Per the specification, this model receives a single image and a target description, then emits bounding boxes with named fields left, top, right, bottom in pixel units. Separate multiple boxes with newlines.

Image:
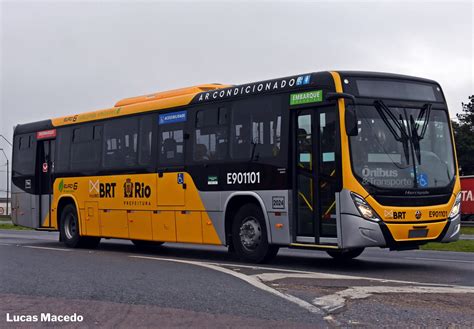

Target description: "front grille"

left=373, top=194, right=451, bottom=207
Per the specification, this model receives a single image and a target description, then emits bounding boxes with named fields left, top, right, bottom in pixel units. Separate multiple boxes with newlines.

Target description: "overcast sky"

left=0, top=0, right=473, bottom=196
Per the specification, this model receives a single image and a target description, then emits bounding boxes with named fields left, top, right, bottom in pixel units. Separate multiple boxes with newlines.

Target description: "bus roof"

left=14, top=70, right=440, bottom=135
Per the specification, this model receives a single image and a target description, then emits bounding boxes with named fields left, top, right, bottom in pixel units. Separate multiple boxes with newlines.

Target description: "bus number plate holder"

left=408, top=229, right=428, bottom=239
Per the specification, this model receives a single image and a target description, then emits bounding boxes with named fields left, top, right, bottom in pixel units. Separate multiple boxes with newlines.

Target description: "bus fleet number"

left=227, top=172, right=261, bottom=185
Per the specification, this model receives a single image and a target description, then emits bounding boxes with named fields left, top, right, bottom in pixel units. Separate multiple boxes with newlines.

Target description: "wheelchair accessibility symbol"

left=177, top=173, right=184, bottom=185
left=417, top=173, right=428, bottom=187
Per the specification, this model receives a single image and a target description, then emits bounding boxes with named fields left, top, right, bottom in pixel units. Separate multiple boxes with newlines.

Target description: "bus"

left=11, top=71, right=461, bottom=262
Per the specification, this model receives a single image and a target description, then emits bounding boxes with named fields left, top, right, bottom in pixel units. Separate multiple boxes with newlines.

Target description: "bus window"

left=319, top=110, right=336, bottom=176
left=159, top=126, right=184, bottom=165
left=103, top=117, right=138, bottom=168
left=193, top=108, right=228, bottom=161
left=56, top=129, right=71, bottom=173
left=297, top=115, right=312, bottom=171
left=230, top=96, right=282, bottom=162
left=71, top=125, right=101, bottom=171
left=138, top=116, right=153, bottom=166
left=13, top=134, right=36, bottom=177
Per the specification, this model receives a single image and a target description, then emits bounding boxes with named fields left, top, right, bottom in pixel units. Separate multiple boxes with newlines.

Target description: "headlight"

left=350, top=192, right=380, bottom=222
left=449, top=192, right=462, bottom=219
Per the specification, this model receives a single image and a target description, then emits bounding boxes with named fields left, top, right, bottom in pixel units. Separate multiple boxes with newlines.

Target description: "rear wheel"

left=326, top=248, right=364, bottom=260
left=60, top=204, right=100, bottom=248
left=232, top=203, right=279, bottom=263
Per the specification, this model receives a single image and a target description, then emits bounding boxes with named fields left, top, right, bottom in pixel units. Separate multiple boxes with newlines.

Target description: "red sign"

left=42, top=162, right=48, bottom=173
left=36, top=129, right=57, bottom=140
left=460, top=176, right=474, bottom=216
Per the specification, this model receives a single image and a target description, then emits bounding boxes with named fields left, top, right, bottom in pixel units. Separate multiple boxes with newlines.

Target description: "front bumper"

left=339, top=213, right=387, bottom=249
left=438, top=214, right=461, bottom=242
left=339, top=213, right=461, bottom=249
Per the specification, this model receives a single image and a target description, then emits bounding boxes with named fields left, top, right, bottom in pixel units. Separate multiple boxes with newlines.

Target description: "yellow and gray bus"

left=11, top=71, right=461, bottom=262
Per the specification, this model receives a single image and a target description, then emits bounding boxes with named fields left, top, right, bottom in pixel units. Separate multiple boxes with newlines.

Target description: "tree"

left=453, top=95, right=474, bottom=175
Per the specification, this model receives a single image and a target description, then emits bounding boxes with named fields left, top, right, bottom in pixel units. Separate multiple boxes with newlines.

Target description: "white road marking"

left=405, top=257, right=474, bottom=264
left=313, top=285, right=474, bottom=313
left=212, top=263, right=460, bottom=288
left=129, top=255, right=468, bottom=288
left=0, top=243, right=11, bottom=246
left=254, top=272, right=395, bottom=282
left=129, top=255, right=324, bottom=315
left=130, top=254, right=474, bottom=318
left=23, top=245, right=71, bottom=252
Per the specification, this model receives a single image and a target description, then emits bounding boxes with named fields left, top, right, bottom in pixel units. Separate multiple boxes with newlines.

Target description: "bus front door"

left=294, top=108, right=338, bottom=245
left=37, top=139, right=55, bottom=228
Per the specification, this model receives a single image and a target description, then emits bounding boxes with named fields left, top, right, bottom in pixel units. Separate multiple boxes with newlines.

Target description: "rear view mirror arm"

left=325, top=92, right=357, bottom=105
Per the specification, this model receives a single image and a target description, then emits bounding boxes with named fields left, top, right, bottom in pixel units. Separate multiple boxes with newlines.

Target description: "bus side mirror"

left=325, top=92, right=358, bottom=136
left=345, top=106, right=358, bottom=136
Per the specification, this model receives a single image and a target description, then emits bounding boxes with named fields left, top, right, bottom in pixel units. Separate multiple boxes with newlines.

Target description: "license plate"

left=408, top=229, right=428, bottom=238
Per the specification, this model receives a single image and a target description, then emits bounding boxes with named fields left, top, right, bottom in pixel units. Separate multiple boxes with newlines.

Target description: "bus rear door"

left=36, top=130, right=56, bottom=228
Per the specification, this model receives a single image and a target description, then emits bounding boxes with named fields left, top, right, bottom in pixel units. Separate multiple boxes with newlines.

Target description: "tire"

left=326, top=248, right=365, bottom=260
left=231, top=203, right=279, bottom=263
left=131, top=240, right=164, bottom=248
left=60, top=204, right=100, bottom=248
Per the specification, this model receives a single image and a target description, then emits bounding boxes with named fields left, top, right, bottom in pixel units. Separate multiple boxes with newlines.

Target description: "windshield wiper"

left=373, top=100, right=411, bottom=164
left=410, top=103, right=432, bottom=163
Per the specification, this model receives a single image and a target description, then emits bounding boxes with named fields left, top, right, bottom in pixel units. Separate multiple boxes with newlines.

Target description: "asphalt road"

left=1, top=229, right=473, bottom=328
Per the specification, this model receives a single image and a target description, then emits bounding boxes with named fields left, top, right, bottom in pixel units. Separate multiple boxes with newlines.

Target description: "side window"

left=138, top=116, right=153, bottom=166
left=230, top=96, right=282, bottom=162
left=319, top=110, right=336, bottom=176
left=193, top=107, right=228, bottom=162
left=159, top=127, right=184, bottom=165
left=297, top=114, right=312, bottom=171
left=70, top=125, right=102, bottom=171
left=19, top=136, right=31, bottom=150
left=158, top=109, right=187, bottom=166
left=56, top=128, right=71, bottom=173
left=12, top=134, right=36, bottom=176
left=103, top=118, right=138, bottom=168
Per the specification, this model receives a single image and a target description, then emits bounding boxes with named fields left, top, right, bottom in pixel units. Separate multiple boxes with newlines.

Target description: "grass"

left=460, top=226, right=474, bottom=235
left=421, top=240, right=474, bottom=252
left=0, top=223, right=32, bottom=230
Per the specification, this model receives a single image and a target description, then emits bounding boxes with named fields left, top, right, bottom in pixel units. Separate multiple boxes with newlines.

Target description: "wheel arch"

left=56, top=195, right=82, bottom=235
left=223, top=192, right=273, bottom=245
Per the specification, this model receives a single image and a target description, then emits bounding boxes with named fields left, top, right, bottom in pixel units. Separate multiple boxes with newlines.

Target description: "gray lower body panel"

left=440, top=214, right=460, bottom=242
left=11, top=183, right=38, bottom=228
left=339, top=213, right=387, bottom=249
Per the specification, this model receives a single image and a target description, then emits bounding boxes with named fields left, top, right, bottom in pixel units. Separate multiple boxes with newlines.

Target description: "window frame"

left=190, top=106, right=230, bottom=163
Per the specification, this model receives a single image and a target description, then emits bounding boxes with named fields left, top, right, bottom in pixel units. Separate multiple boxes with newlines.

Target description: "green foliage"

left=453, top=95, right=474, bottom=175
left=0, top=223, right=32, bottom=230
left=421, top=240, right=474, bottom=252
left=461, top=226, right=474, bottom=235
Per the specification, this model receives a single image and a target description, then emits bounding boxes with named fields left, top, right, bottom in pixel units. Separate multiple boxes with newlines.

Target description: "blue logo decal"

left=303, top=75, right=311, bottom=85
left=418, top=173, right=428, bottom=187
left=296, top=76, right=303, bottom=86
left=159, top=110, right=187, bottom=125
left=177, top=173, right=184, bottom=185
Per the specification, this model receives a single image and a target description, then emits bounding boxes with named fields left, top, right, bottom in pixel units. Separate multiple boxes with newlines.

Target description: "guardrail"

left=461, top=221, right=474, bottom=227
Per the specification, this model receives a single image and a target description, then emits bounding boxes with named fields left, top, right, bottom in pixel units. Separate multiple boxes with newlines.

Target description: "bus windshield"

left=350, top=104, right=455, bottom=190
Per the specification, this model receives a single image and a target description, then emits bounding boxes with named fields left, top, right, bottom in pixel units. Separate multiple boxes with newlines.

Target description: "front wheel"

left=232, top=203, right=279, bottom=263
left=326, top=248, right=365, bottom=260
